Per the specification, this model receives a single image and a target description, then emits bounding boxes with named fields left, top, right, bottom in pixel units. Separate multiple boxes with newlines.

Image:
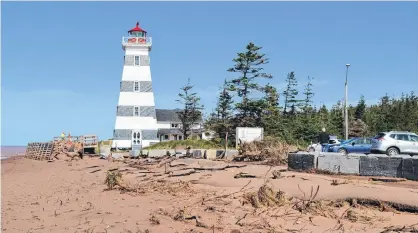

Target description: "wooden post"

left=225, top=132, right=228, bottom=151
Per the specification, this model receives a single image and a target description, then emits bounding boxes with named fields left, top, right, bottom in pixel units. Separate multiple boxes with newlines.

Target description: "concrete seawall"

left=288, top=152, right=418, bottom=181
left=317, top=153, right=360, bottom=174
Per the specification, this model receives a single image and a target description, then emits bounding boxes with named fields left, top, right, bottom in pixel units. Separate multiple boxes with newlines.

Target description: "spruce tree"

left=354, top=95, right=366, bottom=120
left=227, top=42, right=272, bottom=126
left=176, top=78, right=204, bottom=139
left=283, top=72, right=300, bottom=114
left=261, top=84, right=281, bottom=136
left=329, top=101, right=344, bottom=138
left=318, top=104, right=329, bottom=128
left=214, top=80, right=234, bottom=139
left=302, top=76, right=315, bottom=114
left=295, top=76, right=319, bottom=142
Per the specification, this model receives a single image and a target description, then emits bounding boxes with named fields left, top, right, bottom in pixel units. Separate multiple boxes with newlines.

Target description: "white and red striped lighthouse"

left=112, top=22, right=159, bottom=149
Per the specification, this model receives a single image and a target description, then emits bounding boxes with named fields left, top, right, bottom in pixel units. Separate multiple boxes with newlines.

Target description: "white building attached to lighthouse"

left=112, top=22, right=159, bottom=149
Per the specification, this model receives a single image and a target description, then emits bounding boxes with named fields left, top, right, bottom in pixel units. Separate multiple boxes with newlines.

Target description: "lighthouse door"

left=131, top=130, right=142, bottom=149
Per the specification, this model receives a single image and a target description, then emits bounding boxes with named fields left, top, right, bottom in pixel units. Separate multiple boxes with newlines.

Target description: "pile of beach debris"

left=52, top=140, right=84, bottom=161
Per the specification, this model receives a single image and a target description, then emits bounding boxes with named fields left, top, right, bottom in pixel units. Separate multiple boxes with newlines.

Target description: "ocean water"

left=1, top=146, right=26, bottom=160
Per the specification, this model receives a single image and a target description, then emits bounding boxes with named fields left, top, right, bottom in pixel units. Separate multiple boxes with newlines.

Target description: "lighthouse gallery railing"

left=122, top=37, right=152, bottom=46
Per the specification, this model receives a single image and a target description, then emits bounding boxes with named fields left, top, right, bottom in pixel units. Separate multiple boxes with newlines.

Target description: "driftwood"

left=371, top=177, right=407, bottom=183
left=234, top=172, right=257, bottom=179
left=157, top=157, right=177, bottom=168
left=169, top=163, right=188, bottom=167
left=194, top=164, right=247, bottom=171
left=169, top=169, right=197, bottom=177
left=137, top=171, right=156, bottom=174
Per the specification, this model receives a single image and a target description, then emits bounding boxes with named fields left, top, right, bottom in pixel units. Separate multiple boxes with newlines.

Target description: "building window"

left=134, top=106, right=139, bottom=116
left=134, top=81, right=139, bottom=92
left=179, top=136, right=183, bottom=140
left=171, top=123, right=179, bottom=128
left=164, top=135, right=169, bottom=140
left=134, top=56, right=140, bottom=66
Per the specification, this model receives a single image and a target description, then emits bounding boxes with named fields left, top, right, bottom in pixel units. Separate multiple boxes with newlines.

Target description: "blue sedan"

left=327, top=137, right=373, bottom=155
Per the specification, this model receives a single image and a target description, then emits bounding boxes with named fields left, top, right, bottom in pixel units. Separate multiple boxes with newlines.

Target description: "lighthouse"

left=112, top=22, right=159, bottom=149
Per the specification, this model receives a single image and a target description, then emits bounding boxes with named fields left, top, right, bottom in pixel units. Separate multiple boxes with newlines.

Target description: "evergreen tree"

left=294, top=76, right=319, bottom=142
left=283, top=72, right=300, bottom=114
left=261, top=84, right=281, bottom=136
left=199, top=43, right=418, bottom=144
left=227, top=42, right=272, bottom=127
left=329, top=101, right=344, bottom=138
left=355, top=95, right=366, bottom=120
left=318, top=104, right=329, bottom=128
left=176, top=78, right=204, bottom=139
left=302, top=76, right=315, bottom=114
left=205, top=80, right=234, bottom=139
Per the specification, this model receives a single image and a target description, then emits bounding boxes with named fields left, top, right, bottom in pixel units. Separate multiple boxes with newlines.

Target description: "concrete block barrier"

left=192, top=149, right=203, bottom=158
left=175, top=149, right=187, bottom=155
left=225, top=149, right=239, bottom=160
left=148, top=150, right=168, bottom=158
left=112, top=152, right=129, bottom=159
left=216, top=150, right=225, bottom=158
left=204, top=150, right=217, bottom=160
left=130, top=150, right=141, bottom=158
left=288, top=153, right=316, bottom=171
left=402, top=158, right=418, bottom=181
left=317, top=153, right=360, bottom=174
left=359, top=156, right=403, bottom=177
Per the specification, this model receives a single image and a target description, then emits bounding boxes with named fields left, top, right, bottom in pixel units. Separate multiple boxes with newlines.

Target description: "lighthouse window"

left=134, top=81, right=139, bottom=92
left=134, top=106, right=139, bottom=116
left=134, top=56, right=140, bottom=66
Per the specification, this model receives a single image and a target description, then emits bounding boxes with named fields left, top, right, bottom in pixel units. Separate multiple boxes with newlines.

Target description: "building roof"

left=156, top=109, right=181, bottom=122
left=157, top=128, right=204, bottom=135
left=158, top=128, right=183, bottom=135
left=155, top=109, right=203, bottom=123
left=128, top=22, right=147, bottom=33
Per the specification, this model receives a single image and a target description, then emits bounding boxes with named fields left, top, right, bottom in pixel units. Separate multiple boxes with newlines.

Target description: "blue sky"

left=2, top=2, right=418, bottom=146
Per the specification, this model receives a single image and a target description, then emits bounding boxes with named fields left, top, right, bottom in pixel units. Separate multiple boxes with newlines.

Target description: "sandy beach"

left=2, top=156, right=418, bottom=233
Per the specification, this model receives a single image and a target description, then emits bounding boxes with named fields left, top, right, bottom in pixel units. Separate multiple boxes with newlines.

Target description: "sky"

left=2, top=2, right=418, bottom=146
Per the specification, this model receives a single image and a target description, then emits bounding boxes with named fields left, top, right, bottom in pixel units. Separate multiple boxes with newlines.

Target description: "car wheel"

left=386, top=147, right=399, bottom=156
left=338, top=148, right=347, bottom=155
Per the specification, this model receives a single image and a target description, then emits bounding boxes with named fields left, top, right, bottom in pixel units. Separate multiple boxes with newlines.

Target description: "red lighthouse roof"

left=128, top=22, right=147, bottom=33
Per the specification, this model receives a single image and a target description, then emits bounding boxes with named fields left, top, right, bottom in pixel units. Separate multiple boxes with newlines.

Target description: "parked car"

left=371, top=131, right=418, bottom=156
left=327, top=137, right=372, bottom=155
left=307, top=136, right=343, bottom=152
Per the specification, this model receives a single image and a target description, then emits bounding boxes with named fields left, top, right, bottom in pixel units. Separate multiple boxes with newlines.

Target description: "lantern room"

left=128, top=22, right=147, bottom=38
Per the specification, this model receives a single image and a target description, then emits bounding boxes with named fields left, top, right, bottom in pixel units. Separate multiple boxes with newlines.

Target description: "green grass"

left=145, top=139, right=223, bottom=150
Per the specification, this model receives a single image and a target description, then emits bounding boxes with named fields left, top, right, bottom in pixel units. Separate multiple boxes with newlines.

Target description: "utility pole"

left=344, top=64, right=350, bottom=140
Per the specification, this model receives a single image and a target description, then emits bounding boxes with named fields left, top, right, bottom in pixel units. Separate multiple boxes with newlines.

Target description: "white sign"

left=236, top=127, right=264, bottom=147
